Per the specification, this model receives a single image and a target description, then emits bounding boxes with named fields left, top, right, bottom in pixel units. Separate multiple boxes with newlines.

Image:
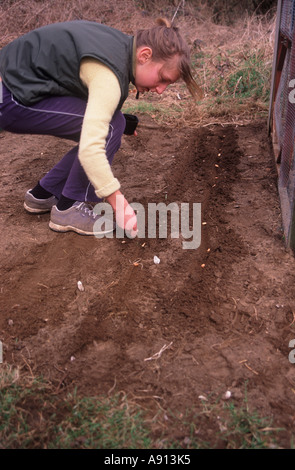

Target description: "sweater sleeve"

left=78, top=58, right=122, bottom=198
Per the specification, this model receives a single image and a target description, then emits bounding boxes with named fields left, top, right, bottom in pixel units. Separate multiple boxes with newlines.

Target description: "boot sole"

left=49, top=220, right=115, bottom=236
left=24, top=202, right=52, bottom=214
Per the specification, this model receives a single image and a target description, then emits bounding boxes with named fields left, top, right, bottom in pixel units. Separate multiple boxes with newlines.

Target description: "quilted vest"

left=0, top=20, right=135, bottom=109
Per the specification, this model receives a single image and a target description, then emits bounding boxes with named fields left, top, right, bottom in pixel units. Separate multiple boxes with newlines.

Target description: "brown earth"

left=1, top=116, right=295, bottom=447
left=0, top=0, right=295, bottom=449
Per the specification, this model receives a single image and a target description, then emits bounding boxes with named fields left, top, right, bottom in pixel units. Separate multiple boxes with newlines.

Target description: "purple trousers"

left=0, top=82, right=125, bottom=201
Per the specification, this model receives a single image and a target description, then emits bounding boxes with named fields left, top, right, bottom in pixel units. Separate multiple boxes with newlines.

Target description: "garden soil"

left=1, top=116, right=295, bottom=446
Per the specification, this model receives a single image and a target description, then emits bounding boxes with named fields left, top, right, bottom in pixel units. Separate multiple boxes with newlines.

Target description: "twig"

left=233, top=75, right=243, bottom=98
left=55, top=372, right=69, bottom=393
left=108, top=377, right=117, bottom=395
left=244, top=362, right=259, bottom=375
left=144, top=342, right=173, bottom=361
left=201, top=120, right=250, bottom=128
left=288, top=310, right=295, bottom=327
left=97, top=280, right=119, bottom=295
left=171, top=0, right=185, bottom=24
left=21, top=355, right=34, bottom=379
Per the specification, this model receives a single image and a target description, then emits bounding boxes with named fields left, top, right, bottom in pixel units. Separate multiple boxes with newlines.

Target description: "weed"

left=50, top=392, right=151, bottom=449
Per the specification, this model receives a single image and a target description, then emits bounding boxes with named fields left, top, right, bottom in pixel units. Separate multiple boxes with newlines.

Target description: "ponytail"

left=155, top=17, right=172, bottom=28
left=136, top=18, right=203, bottom=99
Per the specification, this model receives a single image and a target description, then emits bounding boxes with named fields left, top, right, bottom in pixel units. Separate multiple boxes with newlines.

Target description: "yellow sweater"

left=79, top=57, right=122, bottom=199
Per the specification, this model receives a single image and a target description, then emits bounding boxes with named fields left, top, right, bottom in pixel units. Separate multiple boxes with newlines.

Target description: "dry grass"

left=0, top=0, right=276, bottom=127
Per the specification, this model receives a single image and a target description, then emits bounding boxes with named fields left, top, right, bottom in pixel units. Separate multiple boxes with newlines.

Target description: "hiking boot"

left=49, top=201, right=115, bottom=236
left=24, top=189, right=58, bottom=214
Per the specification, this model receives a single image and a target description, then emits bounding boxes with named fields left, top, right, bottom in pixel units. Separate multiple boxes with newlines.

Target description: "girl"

left=0, top=18, right=201, bottom=237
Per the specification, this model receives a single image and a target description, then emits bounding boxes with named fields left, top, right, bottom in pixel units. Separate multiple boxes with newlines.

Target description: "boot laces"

left=76, top=202, right=98, bottom=219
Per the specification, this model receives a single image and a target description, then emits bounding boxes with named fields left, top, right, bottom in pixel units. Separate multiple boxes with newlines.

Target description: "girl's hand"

left=106, top=190, right=138, bottom=238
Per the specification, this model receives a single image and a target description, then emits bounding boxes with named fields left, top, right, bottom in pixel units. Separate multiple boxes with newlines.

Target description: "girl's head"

left=134, top=18, right=202, bottom=98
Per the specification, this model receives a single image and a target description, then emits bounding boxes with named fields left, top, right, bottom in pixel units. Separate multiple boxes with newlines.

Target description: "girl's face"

left=135, top=47, right=180, bottom=95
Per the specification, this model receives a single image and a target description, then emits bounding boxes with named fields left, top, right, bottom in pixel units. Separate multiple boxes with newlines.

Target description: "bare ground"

left=1, top=116, right=295, bottom=447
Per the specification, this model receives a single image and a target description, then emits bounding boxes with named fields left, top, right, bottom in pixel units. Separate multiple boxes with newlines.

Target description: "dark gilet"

left=0, top=20, right=135, bottom=109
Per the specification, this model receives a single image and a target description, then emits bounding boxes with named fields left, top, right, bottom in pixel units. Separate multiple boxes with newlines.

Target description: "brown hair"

left=136, top=18, right=203, bottom=99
